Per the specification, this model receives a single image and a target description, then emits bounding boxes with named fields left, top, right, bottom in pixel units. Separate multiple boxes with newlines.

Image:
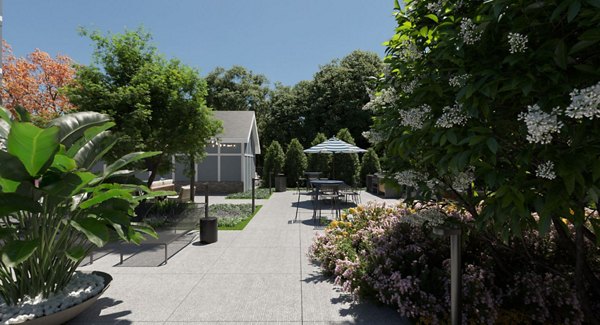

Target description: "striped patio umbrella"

left=303, top=137, right=367, bottom=154
left=303, top=137, right=366, bottom=179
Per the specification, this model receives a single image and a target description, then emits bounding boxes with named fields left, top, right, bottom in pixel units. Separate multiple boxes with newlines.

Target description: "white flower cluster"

left=395, top=170, right=424, bottom=188
left=0, top=272, right=105, bottom=324
left=401, top=79, right=419, bottom=94
left=459, top=18, right=482, bottom=45
left=398, top=40, right=423, bottom=61
left=448, top=73, right=471, bottom=87
left=362, top=87, right=397, bottom=112
left=399, top=104, right=431, bottom=130
left=565, top=82, right=600, bottom=119
left=0, top=137, right=6, bottom=151
left=382, top=64, right=393, bottom=78
left=426, top=1, right=443, bottom=13
left=362, top=130, right=385, bottom=145
left=452, top=168, right=475, bottom=192
left=536, top=161, right=556, bottom=180
left=436, top=103, right=468, bottom=128
left=518, top=104, right=563, bottom=144
left=508, top=32, right=528, bottom=53
left=403, top=208, right=446, bottom=227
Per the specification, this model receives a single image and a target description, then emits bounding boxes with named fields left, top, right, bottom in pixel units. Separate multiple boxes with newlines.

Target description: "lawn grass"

left=225, top=188, right=273, bottom=199
left=209, top=203, right=262, bottom=230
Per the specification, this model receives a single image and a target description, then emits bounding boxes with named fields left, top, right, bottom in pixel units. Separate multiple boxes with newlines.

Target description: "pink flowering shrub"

left=309, top=202, right=591, bottom=324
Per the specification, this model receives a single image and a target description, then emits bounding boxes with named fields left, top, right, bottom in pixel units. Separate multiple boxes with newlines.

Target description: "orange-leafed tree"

left=2, top=41, right=77, bottom=122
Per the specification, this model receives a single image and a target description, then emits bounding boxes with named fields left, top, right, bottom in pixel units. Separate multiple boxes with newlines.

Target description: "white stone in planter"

left=0, top=272, right=104, bottom=324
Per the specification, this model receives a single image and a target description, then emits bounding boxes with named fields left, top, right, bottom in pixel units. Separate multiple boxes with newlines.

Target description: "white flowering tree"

left=367, top=0, right=600, bottom=320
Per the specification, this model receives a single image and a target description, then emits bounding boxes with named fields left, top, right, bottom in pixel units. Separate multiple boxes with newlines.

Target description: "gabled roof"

left=213, top=111, right=261, bottom=154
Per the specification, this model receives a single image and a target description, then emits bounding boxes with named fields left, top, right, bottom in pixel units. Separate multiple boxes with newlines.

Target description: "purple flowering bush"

left=309, top=202, right=593, bottom=324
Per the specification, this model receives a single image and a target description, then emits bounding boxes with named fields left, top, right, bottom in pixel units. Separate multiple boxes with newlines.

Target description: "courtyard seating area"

left=70, top=190, right=405, bottom=324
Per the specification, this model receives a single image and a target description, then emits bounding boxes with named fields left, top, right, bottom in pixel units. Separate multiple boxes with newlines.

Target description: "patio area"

left=70, top=190, right=407, bottom=324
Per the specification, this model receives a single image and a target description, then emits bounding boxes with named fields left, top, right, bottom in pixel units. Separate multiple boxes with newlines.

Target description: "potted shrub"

left=0, top=108, right=169, bottom=324
left=263, top=141, right=286, bottom=191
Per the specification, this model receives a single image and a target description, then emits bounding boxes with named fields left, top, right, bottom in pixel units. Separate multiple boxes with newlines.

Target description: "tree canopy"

left=2, top=41, right=77, bottom=123
left=367, top=0, right=600, bottom=320
left=67, top=28, right=220, bottom=186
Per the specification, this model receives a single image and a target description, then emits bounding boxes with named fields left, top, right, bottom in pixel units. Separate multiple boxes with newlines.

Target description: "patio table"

left=310, top=179, right=345, bottom=222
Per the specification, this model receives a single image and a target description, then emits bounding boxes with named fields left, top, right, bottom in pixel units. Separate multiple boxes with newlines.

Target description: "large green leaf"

left=103, top=151, right=161, bottom=178
left=78, top=188, right=134, bottom=209
left=73, top=131, right=117, bottom=170
left=0, top=227, right=15, bottom=239
left=47, top=112, right=111, bottom=148
left=50, top=153, right=78, bottom=173
left=7, top=123, right=60, bottom=177
left=1, top=239, right=39, bottom=267
left=131, top=222, right=158, bottom=239
left=65, top=246, right=87, bottom=262
left=41, top=171, right=96, bottom=199
left=70, top=217, right=109, bottom=247
left=0, top=106, right=12, bottom=124
left=66, top=122, right=115, bottom=158
left=0, top=151, right=31, bottom=181
left=0, top=193, right=42, bottom=216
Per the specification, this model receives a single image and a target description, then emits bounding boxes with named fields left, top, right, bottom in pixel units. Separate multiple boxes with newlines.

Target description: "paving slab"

left=167, top=273, right=301, bottom=322
left=70, top=273, right=200, bottom=323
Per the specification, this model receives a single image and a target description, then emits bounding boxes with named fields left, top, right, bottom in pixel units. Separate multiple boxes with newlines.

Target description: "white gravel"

left=0, top=272, right=105, bottom=324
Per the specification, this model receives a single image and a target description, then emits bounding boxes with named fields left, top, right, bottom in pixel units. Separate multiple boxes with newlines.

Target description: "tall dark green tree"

left=360, top=148, right=381, bottom=186
left=307, top=132, right=331, bottom=175
left=260, top=81, right=312, bottom=147
left=333, top=128, right=360, bottom=186
left=305, top=50, right=383, bottom=149
left=284, top=138, right=307, bottom=187
left=67, top=28, right=220, bottom=186
left=262, top=140, right=285, bottom=186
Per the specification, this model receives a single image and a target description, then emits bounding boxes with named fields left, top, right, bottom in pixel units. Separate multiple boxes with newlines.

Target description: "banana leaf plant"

left=0, top=107, right=173, bottom=305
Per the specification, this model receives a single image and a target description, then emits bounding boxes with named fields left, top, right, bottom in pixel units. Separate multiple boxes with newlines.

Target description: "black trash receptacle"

left=200, top=217, right=218, bottom=244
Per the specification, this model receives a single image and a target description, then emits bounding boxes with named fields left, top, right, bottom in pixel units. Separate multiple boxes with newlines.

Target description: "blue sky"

left=4, top=1, right=397, bottom=86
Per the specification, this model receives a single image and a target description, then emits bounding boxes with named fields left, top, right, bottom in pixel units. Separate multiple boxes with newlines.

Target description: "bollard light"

left=433, top=226, right=462, bottom=325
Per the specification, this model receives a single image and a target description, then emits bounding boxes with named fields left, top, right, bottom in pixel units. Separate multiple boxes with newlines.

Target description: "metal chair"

left=294, top=180, right=317, bottom=223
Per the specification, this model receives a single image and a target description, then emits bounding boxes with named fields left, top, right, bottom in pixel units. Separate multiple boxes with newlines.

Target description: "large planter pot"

left=24, top=271, right=113, bottom=325
left=274, top=175, right=287, bottom=192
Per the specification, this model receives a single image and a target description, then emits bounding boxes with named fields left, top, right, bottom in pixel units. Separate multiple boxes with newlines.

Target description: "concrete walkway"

left=71, top=190, right=408, bottom=324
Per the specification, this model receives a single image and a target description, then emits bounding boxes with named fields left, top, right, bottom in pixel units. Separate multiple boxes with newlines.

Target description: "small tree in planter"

left=360, top=148, right=381, bottom=186
left=333, top=128, right=360, bottom=186
left=307, top=132, right=331, bottom=177
left=0, top=108, right=167, bottom=310
left=262, top=140, right=285, bottom=188
left=284, top=138, right=308, bottom=187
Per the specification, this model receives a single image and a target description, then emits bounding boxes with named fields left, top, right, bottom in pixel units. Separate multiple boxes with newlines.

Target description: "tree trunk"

left=552, top=217, right=600, bottom=298
left=575, top=224, right=599, bottom=325
left=146, top=155, right=163, bottom=188
left=189, top=154, right=195, bottom=202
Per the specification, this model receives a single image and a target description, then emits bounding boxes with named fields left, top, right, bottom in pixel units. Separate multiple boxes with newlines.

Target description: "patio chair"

left=294, top=180, right=317, bottom=222
left=318, top=184, right=344, bottom=220
left=339, top=184, right=361, bottom=205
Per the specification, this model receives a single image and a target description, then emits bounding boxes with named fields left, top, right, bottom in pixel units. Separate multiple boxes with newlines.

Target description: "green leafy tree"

left=262, top=140, right=285, bottom=186
left=67, top=28, right=220, bottom=187
left=333, top=128, right=360, bottom=186
left=307, top=132, right=331, bottom=175
left=360, top=148, right=381, bottom=186
left=260, top=81, right=312, bottom=147
left=368, top=0, right=600, bottom=321
left=304, top=50, right=383, bottom=149
left=284, top=138, right=308, bottom=187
